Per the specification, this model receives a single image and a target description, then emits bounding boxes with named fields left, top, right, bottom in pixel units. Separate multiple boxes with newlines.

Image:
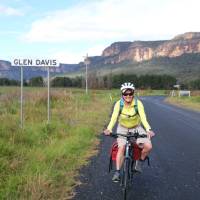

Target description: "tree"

left=51, top=77, right=72, bottom=87
left=28, top=76, right=44, bottom=87
left=189, top=79, right=200, bottom=89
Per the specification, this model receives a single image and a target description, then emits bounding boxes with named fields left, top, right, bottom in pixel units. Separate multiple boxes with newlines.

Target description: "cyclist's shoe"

left=112, top=171, right=120, bottom=182
left=134, top=160, right=144, bottom=173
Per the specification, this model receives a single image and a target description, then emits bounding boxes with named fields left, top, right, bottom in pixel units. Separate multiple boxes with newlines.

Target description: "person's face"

left=122, top=90, right=134, bottom=103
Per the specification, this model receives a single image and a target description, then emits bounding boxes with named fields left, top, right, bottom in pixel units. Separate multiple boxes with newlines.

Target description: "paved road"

left=73, top=96, right=200, bottom=200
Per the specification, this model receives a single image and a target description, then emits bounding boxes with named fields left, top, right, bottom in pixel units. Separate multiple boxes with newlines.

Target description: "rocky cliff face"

left=102, top=41, right=164, bottom=63
left=100, top=32, right=200, bottom=64
left=155, top=33, right=200, bottom=57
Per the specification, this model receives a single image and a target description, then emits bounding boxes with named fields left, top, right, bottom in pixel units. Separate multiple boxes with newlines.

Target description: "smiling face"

left=122, top=89, right=134, bottom=103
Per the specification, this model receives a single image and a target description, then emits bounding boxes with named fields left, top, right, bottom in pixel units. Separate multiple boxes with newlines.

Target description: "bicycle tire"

left=122, top=158, right=130, bottom=200
left=123, top=187, right=127, bottom=200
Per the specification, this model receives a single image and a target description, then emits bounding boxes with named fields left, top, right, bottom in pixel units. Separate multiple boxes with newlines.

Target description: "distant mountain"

left=0, top=60, right=83, bottom=80
left=98, top=32, right=200, bottom=64
left=85, top=32, right=200, bottom=81
left=1, top=32, right=200, bottom=81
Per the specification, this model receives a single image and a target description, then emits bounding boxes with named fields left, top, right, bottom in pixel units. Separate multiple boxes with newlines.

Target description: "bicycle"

left=108, top=131, right=150, bottom=200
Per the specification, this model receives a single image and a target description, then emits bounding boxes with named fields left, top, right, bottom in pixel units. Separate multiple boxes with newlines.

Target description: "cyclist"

left=104, top=82, right=155, bottom=182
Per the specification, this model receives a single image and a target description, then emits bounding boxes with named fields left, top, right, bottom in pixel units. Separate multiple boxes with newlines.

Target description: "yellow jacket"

left=107, top=98, right=151, bottom=132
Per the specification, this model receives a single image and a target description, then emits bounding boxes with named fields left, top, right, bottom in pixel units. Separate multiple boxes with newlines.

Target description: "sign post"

left=47, top=66, right=50, bottom=124
left=84, top=54, right=89, bottom=94
left=12, top=58, right=59, bottom=127
left=20, top=66, right=23, bottom=128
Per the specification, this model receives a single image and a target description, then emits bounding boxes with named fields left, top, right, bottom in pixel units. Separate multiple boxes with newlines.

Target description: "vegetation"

left=0, top=87, right=113, bottom=199
left=28, top=76, right=44, bottom=87
left=78, top=53, right=200, bottom=83
left=188, top=79, right=200, bottom=89
left=51, top=74, right=177, bottom=90
left=166, top=91, right=200, bottom=111
left=0, top=78, right=20, bottom=86
left=51, top=76, right=82, bottom=88
left=111, top=74, right=176, bottom=89
left=2, top=71, right=200, bottom=90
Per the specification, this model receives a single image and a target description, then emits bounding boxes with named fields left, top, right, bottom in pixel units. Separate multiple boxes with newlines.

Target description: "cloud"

left=23, top=0, right=200, bottom=44
left=51, top=44, right=105, bottom=64
left=21, top=0, right=154, bottom=42
left=18, top=0, right=200, bottom=64
left=52, top=51, right=84, bottom=64
left=0, top=5, right=24, bottom=16
left=86, top=44, right=106, bottom=56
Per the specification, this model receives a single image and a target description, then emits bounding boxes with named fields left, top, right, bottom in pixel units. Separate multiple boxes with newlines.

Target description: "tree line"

left=0, top=78, right=20, bottom=86
left=1, top=74, right=200, bottom=90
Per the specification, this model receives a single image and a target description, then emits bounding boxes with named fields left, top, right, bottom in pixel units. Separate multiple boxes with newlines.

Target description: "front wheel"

left=122, top=158, right=130, bottom=200
left=122, top=187, right=127, bottom=200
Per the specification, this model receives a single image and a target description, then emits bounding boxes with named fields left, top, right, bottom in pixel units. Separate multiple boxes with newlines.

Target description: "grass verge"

left=0, top=87, right=113, bottom=199
left=166, top=95, right=200, bottom=112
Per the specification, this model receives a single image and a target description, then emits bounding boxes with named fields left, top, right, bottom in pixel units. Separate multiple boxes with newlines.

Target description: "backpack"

left=119, top=97, right=139, bottom=117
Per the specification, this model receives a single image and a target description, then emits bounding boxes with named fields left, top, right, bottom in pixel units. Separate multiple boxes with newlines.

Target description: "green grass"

left=136, top=89, right=169, bottom=96
left=166, top=95, right=200, bottom=111
left=0, top=87, right=112, bottom=199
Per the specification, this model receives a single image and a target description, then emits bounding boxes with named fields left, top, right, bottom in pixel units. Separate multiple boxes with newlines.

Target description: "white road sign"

left=12, top=58, right=59, bottom=128
left=11, top=59, right=59, bottom=67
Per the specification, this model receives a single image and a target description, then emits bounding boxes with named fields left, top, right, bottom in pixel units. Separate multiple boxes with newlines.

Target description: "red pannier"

left=111, top=141, right=118, bottom=161
left=108, top=141, right=142, bottom=172
left=133, top=143, right=142, bottom=161
left=109, top=141, right=118, bottom=172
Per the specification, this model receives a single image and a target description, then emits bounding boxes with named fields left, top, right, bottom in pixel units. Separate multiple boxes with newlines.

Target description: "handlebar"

left=110, top=132, right=147, bottom=139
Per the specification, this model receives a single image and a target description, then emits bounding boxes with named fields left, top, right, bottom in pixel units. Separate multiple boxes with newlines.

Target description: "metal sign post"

left=47, top=66, right=50, bottom=124
left=20, top=66, right=24, bottom=128
left=84, top=54, right=89, bottom=94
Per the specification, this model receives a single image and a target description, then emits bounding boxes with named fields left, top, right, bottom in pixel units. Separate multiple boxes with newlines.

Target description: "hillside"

left=1, top=32, right=200, bottom=82
left=90, top=53, right=200, bottom=82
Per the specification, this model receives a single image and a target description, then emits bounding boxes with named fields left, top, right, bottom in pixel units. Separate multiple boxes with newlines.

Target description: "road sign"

left=11, top=58, right=60, bottom=127
left=11, top=59, right=59, bottom=67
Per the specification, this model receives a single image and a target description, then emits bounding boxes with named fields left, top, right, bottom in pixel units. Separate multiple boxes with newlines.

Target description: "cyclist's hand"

left=104, top=129, right=111, bottom=135
left=147, top=130, right=155, bottom=139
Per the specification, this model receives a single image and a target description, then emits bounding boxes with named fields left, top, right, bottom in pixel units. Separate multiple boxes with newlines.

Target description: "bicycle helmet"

left=120, top=82, right=135, bottom=93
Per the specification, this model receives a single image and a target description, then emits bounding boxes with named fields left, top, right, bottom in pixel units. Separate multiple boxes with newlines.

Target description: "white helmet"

left=120, top=82, right=135, bottom=93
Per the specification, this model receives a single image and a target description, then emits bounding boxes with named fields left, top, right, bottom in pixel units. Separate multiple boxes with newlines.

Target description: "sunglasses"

left=122, top=92, right=134, bottom=96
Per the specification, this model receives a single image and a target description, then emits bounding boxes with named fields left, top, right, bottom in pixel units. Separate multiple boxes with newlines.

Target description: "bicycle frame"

left=110, top=131, right=147, bottom=200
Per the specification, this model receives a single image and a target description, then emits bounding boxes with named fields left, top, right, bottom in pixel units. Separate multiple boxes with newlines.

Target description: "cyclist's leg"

left=112, top=141, right=125, bottom=181
left=140, top=142, right=152, bottom=160
left=116, top=124, right=127, bottom=170
left=135, top=126, right=152, bottom=160
left=129, top=126, right=152, bottom=172
left=134, top=142, right=152, bottom=173
left=116, top=145, right=125, bottom=170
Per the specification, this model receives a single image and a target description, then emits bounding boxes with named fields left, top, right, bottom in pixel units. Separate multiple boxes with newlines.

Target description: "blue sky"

left=0, top=0, right=200, bottom=64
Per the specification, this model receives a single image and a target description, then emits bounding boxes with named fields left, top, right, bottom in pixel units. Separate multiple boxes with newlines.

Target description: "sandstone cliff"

left=99, top=32, right=200, bottom=64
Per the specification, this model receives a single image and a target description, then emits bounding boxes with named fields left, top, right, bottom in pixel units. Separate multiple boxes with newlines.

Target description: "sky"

left=0, top=0, right=200, bottom=64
